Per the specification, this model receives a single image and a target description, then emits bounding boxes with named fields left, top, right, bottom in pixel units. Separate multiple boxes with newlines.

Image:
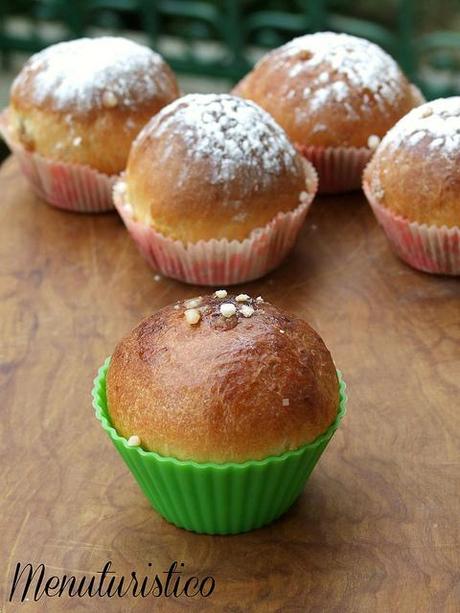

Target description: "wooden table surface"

left=1, top=156, right=459, bottom=612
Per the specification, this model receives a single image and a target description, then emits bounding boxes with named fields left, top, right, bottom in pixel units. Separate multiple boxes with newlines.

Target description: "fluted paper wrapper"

left=0, top=109, right=115, bottom=213
left=113, top=170, right=317, bottom=285
left=296, top=144, right=372, bottom=194
left=364, top=180, right=460, bottom=275
left=93, top=358, right=347, bottom=535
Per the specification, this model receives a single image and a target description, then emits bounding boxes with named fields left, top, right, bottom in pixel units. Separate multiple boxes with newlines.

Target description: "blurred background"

left=1, top=0, right=459, bottom=107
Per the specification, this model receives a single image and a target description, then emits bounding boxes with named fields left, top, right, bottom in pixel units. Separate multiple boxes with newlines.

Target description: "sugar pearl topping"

left=127, top=435, right=141, bottom=447
left=378, top=97, right=460, bottom=160
left=184, top=308, right=201, bottom=325
left=179, top=292, right=264, bottom=328
left=367, top=134, right=381, bottom=150
left=185, top=296, right=202, bottom=309
left=220, top=303, right=237, bottom=318
left=235, top=294, right=250, bottom=302
left=239, top=304, right=255, bottom=318
left=102, top=90, right=118, bottom=108
left=15, top=37, right=172, bottom=112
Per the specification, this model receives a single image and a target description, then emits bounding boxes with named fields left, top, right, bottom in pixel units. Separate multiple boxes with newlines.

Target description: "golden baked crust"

left=125, top=93, right=317, bottom=242
left=233, top=32, right=423, bottom=149
left=107, top=293, right=339, bottom=463
left=364, top=98, right=460, bottom=228
left=9, top=37, right=179, bottom=175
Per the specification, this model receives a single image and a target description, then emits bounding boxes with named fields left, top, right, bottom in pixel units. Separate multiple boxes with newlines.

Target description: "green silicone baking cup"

left=92, top=357, right=347, bottom=535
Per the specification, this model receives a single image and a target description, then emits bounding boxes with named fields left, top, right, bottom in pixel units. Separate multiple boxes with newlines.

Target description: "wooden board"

left=0, top=156, right=459, bottom=612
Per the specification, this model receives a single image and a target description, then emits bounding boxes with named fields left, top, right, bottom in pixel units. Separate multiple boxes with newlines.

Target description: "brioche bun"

left=364, top=97, right=460, bottom=228
left=9, top=37, right=179, bottom=175
left=124, top=93, right=317, bottom=242
left=107, top=293, right=339, bottom=463
left=233, top=32, right=423, bottom=149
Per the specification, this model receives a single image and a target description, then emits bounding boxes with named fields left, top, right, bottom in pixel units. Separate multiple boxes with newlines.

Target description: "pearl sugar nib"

left=420, top=106, right=433, bottom=118
left=102, top=90, right=118, bottom=108
left=299, top=190, right=310, bottom=203
left=127, top=435, right=141, bottom=447
left=185, top=296, right=203, bottom=309
left=220, top=303, right=237, bottom=318
left=214, top=289, right=228, bottom=299
left=184, top=308, right=201, bottom=325
left=367, top=134, right=381, bottom=150
left=239, top=304, right=254, bottom=318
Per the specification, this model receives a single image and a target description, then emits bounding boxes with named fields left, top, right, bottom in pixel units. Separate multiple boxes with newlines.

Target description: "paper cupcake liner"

left=93, top=357, right=347, bottom=535
left=113, top=168, right=317, bottom=285
left=0, top=109, right=116, bottom=213
left=363, top=180, right=460, bottom=275
left=296, top=144, right=373, bottom=194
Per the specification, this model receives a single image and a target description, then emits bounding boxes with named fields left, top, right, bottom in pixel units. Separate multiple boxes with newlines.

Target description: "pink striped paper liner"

left=113, top=167, right=318, bottom=286
left=296, top=144, right=373, bottom=194
left=0, top=109, right=116, bottom=213
left=363, top=180, right=460, bottom=276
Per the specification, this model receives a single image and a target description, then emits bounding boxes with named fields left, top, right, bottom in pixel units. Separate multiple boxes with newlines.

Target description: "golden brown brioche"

left=233, top=32, right=423, bottom=149
left=107, top=292, right=339, bottom=463
left=9, top=37, right=179, bottom=175
left=124, top=93, right=317, bottom=242
left=364, top=97, right=460, bottom=228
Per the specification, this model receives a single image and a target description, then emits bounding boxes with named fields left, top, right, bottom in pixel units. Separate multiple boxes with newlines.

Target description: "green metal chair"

left=0, top=0, right=459, bottom=98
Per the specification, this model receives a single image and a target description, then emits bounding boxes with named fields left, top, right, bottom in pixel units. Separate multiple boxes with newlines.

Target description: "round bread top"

left=124, top=93, right=316, bottom=242
left=11, top=37, right=178, bottom=114
left=233, top=32, right=423, bottom=149
left=107, top=292, right=339, bottom=463
left=364, top=97, right=460, bottom=228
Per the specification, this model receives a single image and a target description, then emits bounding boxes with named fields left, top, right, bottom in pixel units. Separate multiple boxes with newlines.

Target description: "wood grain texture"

left=0, top=156, right=459, bottom=612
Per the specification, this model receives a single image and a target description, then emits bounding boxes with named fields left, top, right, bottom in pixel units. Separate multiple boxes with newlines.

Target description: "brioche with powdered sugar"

left=123, top=93, right=317, bottom=242
left=233, top=32, right=423, bottom=150
left=9, top=37, right=179, bottom=175
left=364, top=97, right=460, bottom=227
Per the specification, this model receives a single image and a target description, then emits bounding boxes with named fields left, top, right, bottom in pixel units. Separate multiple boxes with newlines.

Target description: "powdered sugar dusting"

left=380, top=97, right=460, bottom=158
left=142, top=93, right=299, bottom=188
left=309, top=81, right=349, bottom=112
left=271, top=32, right=405, bottom=117
left=15, top=37, right=171, bottom=112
